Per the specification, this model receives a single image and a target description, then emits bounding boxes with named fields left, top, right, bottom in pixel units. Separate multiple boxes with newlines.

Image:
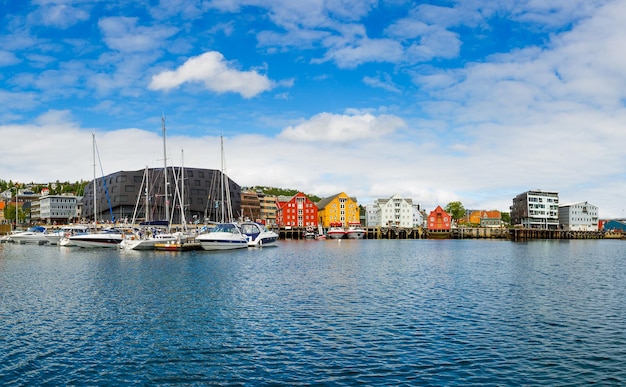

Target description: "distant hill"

left=0, top=179, right=89, bottom=196
left=246, top=186, right=322, bottom=203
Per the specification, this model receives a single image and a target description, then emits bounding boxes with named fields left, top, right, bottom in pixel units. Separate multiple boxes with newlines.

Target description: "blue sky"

left=1, top=0, right=625, bottom=218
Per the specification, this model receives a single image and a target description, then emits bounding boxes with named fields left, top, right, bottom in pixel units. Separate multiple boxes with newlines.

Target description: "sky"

left=1, top=0, right=625, bottom=218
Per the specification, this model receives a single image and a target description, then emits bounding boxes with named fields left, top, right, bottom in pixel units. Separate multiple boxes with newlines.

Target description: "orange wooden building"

left=427, top=205, right=452, bottom=231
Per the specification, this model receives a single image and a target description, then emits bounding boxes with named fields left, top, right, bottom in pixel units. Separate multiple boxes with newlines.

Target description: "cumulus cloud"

left=278, top=111, right=406, bottom=142
left=98, top=17, right=178, bottom=53
left=28, top=3, right=90, bottom=29
left=318, top=37, right=405, bottom=68
left=0, top=50, right=20, bottom=66
left=148, top=51, right=274, bottom=98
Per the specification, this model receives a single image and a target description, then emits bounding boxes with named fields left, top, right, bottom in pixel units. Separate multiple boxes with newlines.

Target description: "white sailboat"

left=196, top=135, right=248, bottom=251
left=121, top=116, right=178, bottom=250
left=69, top=133, right=123, bottom=248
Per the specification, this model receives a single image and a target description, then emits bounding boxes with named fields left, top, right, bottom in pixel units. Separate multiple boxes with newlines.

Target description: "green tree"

left=501, top=212, right=511, bottom=225
left=445, top=201, right=466, bottom=221
left=4, top=204, right=23, bottom=224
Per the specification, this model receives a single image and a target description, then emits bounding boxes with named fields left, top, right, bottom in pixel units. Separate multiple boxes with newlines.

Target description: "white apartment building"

left=39, top=194, right=78, bottom=224
left=558, top=201, right=598, bottom=231
left=510, top=190, right=560, bottom=229
left=366, top=194, right=423, bottom=228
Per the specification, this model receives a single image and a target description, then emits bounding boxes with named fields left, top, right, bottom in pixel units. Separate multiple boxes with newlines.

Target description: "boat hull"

left=120, top=236, right=178, bottom=250
left=197, top=238, right=248, bottom=250
left=327, top=231, right=346, bottom=239
left=9, top=234, right=49, bottom=245
left=345, top=229, right=365, bottom=239
left=196, top=223, right=250, bottom=251
left=69, top=233, right=123, bottom=248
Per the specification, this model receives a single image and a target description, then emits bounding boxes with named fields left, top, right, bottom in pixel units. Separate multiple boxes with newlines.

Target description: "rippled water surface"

left=1, top=239, right=625, bottom=385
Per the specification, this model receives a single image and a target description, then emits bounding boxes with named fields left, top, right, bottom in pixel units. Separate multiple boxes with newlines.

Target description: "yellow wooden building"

left=316, top=192, right=360, bottom=227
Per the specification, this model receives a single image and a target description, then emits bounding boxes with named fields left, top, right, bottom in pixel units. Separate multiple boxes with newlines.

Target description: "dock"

left=277, top=226, right=612, bottom=241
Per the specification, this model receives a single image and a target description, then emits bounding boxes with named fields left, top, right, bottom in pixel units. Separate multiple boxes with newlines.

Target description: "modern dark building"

left=82, top=167, right=241, bottom=224
left=510, top=189, right=559, bottom=229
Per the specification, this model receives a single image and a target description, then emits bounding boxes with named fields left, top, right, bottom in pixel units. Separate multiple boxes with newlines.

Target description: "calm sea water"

left=1, top=239, right=625, bottom=386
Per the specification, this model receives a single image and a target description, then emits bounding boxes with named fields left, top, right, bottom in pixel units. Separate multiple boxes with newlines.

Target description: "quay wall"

left=277, top=227, right=610, bottom=240
left=509, top=228, right=604, bottom=241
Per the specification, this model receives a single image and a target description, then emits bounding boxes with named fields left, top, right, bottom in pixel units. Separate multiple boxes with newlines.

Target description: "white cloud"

left=98, top=17, right=178, bottom=53
left=0, top=51, right=21, bottom=66
left=28, top=3, right=90, bottom=29
left=149, top=51, right=274, bottom=98
left=318, top=37, right=405, bottom=68
left=363, top=73, right=401, bottom=93
left=278, top=111, right=406, bottom=142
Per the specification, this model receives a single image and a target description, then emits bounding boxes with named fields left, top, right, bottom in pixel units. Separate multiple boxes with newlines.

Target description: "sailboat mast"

left=220, top=135, right=226, bottom=223
left=181, top=149, right=187, bottom=229
left=162, top=114, right=170, bottom=231
left=145, top=166, right=150, bottom=223
left=92, top=133, right=97, bottom=225
left=219, top=134, right=234, bottom=222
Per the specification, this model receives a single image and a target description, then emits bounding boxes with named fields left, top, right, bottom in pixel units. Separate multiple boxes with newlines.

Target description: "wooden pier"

left=509, top=228, right=604, bottom=241
left=277, top=226, right=609, bottom=241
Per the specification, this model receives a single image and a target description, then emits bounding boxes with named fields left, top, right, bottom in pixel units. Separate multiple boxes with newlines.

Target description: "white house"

left=558, top=201, right=598, bottom=231
left=366, top=194, right=423, bottom=228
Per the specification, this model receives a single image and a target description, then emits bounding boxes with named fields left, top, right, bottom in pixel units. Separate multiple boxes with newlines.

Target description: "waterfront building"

left=240, top=190, right=261, bottom=222
left=259, top=193, right=277, bottom=226
left=82, top=167, right=241, bottom=224
left=468, top=210, right=502, bottom=227
left=602, top=219, right=626, bottom=232
left=275, top=192, right=318, bottom=228
left=558, top=201, right=598, bottom=231
left=427, top=205, right=452, bottom=231
left=38, top=194, right=79, bottom=224
left=316, top=192, right=360, bottom=228
left=366, top=194, right=420, bottom=228
left=510, top=190, right=559, bottom=229
left=365, top=202, right=379, bottom=227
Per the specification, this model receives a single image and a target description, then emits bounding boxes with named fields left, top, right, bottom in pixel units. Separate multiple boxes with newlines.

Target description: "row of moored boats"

left=0, top=221, right=279, bottom=251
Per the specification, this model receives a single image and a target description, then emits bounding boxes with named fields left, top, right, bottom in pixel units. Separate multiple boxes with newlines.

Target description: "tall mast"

left=162, top=114, right=170, bottom=231
left=181, top=149, right=187, bottom=229
left=145, top=166, right=150, bottom=223
left=220, top=135, right=224, bottom=222
left=93, top=133, right=97, bottom=225
left=220, top=134, right=234, bottom=223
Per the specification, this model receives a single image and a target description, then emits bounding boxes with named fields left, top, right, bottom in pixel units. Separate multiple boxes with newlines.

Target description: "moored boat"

left=119, top=230, right=179, bottom=250
left=68, top=228, right=124, bottom=248
left=327, top=223, right=346, bottom=239
left=240, top=222, right=278, bottom=247
left=7, top=226, right=48, bottom=244
left=345, top=222, right=366, bottom=239
left=195, top=222, right=248, bottom=251
left=46, top=225, right=90, bottom=245
left=8, top=226, right=49, bottom=245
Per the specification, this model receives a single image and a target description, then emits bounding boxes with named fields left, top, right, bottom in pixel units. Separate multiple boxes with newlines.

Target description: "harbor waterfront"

left=1, top=239, right=626, bottom=385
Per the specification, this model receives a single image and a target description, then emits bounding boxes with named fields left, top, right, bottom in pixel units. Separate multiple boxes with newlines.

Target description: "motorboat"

left=8, top=226, right=49, bottom=244
left=68, top=228, right=124, bottom=248
left=327, top=223, right=347, bottom=239
left=345, top=222, right=366, bottom=239
left=119, top=229, right=179, bottom=250
left=195, top=222, right=248, bottom=251
left=240, top=222, right=278, bottom=247
left=45, top=225, right=90, bottom=245
left=302, top=226, right=317, bottom=239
